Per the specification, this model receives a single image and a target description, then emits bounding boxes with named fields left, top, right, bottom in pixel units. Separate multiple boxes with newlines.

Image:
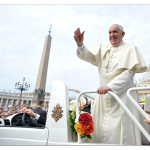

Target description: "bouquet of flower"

left=74, top=112, right=94, bottom=139
left=68, top=96, right=87, bottom=133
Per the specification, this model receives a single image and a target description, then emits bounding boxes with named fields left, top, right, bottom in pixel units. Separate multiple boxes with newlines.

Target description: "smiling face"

left=109, top=24, right=125, bottom=46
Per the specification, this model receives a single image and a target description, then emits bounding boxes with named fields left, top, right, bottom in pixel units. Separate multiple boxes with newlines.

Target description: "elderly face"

left=109, top=24, right=125, bottom=46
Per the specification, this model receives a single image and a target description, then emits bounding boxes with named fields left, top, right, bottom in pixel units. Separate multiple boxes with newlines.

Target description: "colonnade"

left=0, top=98, right=33, bottom=108
left=0, top=91, right=50, bottom=108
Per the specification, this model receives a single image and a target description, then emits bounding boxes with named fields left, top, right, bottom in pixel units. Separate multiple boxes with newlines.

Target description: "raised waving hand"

left=74, top=28, right=85, bottom=47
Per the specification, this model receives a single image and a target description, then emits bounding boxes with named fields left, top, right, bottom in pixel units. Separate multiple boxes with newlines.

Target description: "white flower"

left=69, top=100, right=76, bottom=113
left=70, top=100, right=76, bottom=105
left=69, top=96, right=86, bottom=113
left=80, top=96, right=86, bottom=109
left=71, top=111, right=75, bottom=119
left=75, top=115, right=79, bottom=123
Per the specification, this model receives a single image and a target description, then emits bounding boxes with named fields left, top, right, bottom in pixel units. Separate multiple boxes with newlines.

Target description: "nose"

left=110, top=32, right=115, bottom=37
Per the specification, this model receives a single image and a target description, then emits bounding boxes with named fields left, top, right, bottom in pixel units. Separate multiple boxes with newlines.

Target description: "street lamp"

left=15, top=77, right=30, bottom=106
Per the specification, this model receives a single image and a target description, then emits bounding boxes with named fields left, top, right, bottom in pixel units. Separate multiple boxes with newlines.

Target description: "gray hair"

left=111, top=24, right=124, bottom=32
left=118, top=25, right=124, bottom=32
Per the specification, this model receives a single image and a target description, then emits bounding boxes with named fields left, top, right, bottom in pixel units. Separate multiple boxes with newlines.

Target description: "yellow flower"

left=74, top=123, right=84, bottom=135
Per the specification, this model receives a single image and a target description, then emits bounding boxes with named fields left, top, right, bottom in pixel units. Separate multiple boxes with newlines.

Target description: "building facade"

left=135, top=64, right=150, bottom=101
left=0, top=91, right=50, bottom=108
left=0, top=90, right=75, bottom=108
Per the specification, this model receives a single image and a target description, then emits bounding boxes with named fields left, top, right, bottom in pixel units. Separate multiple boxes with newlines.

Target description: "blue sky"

left=0, top=5, right=150, bottom=98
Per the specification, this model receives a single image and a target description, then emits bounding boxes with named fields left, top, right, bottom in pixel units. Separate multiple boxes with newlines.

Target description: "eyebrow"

left=109, top=30, right=118, bottom=33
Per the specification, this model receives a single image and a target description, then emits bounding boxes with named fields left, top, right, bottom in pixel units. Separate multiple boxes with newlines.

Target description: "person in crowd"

left=0, top=111, right=3, bottom=118
left=24, top=109, right=46, bottom=125
left=0, top=108, right=3, bottom=114
left=43, top=106, right=47, bottom=111
left=144, top=111, right=150, bottom=125
left=4, top=108, right=8, bottom=111
left=29, top=107, right=33, bottom=110
left=33, top=106, right=36, bottom=109
left=12, top=105, right=17, bottom=111
left=0, top=112, right=6, bottom=118
left=33, top=100, right=46, bottom=117
left=14, top=110, right=18, bottom=114
left=8, top=107, right=12, bottom=114
left=17, top=105, right=21, bottom=111
left=9, top=111, right=14, bottom=116
left=27, top=106, right=30, bottom=109
left=46, top=106, right=49, bottom=113
left=81, top=97, right=91, bottom=114
left=3, top=113, right=9, bottom=118
left=140, top=99, right=145, bottom=110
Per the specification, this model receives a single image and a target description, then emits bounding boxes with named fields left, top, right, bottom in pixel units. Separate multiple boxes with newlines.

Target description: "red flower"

left=82, top=122, right=94, bottom=135
left=78, top=113, right=92, bottom=125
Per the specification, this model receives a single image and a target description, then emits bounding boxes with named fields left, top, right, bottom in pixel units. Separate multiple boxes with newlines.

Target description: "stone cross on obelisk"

left=32, top=26, right=52, bottom=107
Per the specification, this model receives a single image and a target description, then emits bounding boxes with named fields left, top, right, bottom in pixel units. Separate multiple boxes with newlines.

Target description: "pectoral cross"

left=105, top=62, right=110, bottom=73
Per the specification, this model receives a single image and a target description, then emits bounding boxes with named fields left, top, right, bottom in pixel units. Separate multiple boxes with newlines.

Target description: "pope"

left=74, top=24, right=147, bottom=145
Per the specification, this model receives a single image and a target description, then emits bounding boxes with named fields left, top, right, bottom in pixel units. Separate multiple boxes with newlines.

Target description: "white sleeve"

left=107, top=68, right=136, bottom=95
left=77, top=44, right=85, bottom=53
left=35, top=114, right=40, bottom=120
left=77, top=44, right=91, bottom=60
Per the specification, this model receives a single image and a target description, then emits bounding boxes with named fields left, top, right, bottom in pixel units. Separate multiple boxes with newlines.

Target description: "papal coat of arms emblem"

left=51, top=103, right=63, bottom=122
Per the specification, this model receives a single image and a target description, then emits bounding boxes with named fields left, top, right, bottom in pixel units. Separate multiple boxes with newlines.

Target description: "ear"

left=122, top=32, right=125, bottom=38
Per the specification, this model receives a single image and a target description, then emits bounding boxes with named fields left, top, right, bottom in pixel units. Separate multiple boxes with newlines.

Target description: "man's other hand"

left=24, top=109, right=37, bottom=117
left=97, top=86, right=111, bottom=94
left=74, top=28, right=85, bottom=46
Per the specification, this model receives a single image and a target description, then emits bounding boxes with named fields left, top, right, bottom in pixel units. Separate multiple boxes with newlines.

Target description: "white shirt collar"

left=111, top=40, right=124, bottom=48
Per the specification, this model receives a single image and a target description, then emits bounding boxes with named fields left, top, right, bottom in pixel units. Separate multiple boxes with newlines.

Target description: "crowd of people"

left=0, top=103, right=49, bottom=119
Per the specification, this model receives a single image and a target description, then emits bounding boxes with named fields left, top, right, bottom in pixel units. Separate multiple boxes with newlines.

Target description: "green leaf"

left=81, top=134, right=87, bottom=138
left=69, top=118, right=74, bottom=124
left=68, top=110, right=71, bottom=115
left=87, top=135, right=92, bottom=139
left=68, top=110, right=76, bottom=133
left=70, top=125, right=74, bottom=128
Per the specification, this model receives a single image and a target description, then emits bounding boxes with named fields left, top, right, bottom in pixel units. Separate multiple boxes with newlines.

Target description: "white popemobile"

left=0, top=81, right=150, bottom=145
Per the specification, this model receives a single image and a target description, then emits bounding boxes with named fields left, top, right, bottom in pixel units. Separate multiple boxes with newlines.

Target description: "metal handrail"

left=76, top=90, right=150, bottom=144
left=68, top=88, right=95, bottom=100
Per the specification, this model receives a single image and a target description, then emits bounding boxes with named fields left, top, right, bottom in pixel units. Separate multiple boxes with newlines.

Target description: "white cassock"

left=77, top=41, right=147, bottom=145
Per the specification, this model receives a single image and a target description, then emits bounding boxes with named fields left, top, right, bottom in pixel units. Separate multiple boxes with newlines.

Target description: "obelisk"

left=32, top=28, right=52, bottom=107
